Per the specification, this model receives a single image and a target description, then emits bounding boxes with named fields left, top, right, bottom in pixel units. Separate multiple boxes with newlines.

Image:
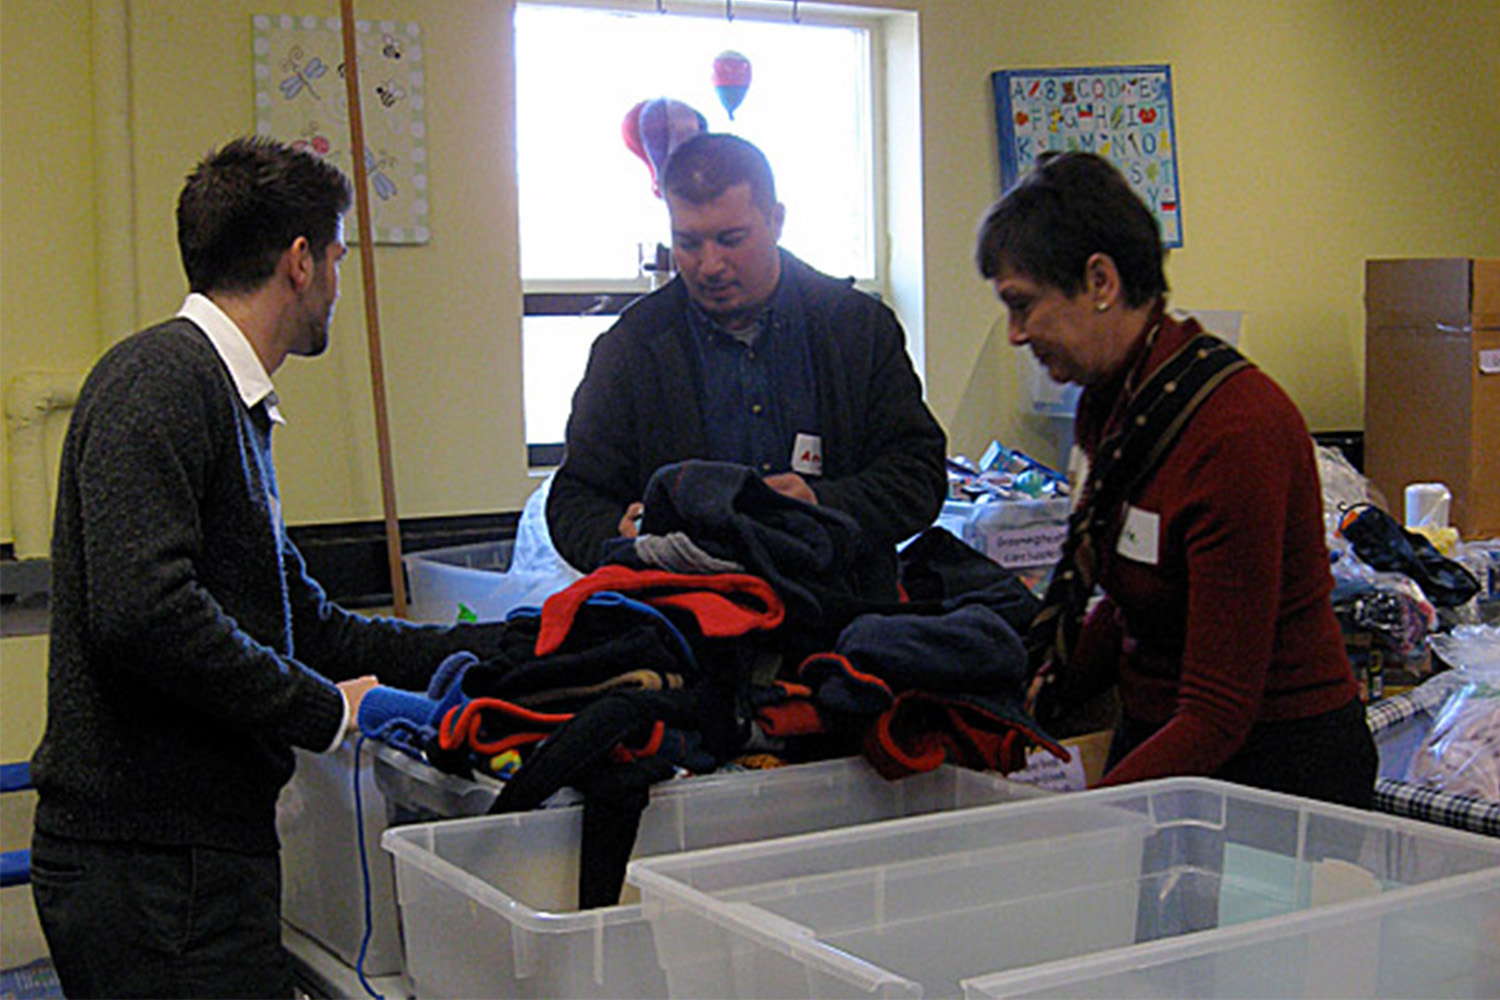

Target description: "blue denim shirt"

left=687, top=263, right=820, bottom=476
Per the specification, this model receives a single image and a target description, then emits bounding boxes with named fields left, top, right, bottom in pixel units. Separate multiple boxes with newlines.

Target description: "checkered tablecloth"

left=1367, top=686, right=1500, bottom=838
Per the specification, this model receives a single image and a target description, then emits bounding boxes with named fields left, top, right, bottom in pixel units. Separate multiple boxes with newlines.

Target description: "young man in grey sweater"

left=29, top=136, right=507, bottom=998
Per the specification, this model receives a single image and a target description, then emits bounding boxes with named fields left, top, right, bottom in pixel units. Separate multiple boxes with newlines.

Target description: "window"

left=516, top=0, right=882, bottom=465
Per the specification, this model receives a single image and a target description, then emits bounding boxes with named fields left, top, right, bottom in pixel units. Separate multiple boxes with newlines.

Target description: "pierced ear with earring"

left=1095, top=301, right=1110, bottom=313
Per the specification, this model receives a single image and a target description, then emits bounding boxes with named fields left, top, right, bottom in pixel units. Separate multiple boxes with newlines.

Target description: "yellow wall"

left=1, top=11, right=1496, bottom=673
left=3, top=0, right=1499, bottom=540
left=918, top=0, right=1500, bottom=457
left=1, top=0, right=1498, bottom=963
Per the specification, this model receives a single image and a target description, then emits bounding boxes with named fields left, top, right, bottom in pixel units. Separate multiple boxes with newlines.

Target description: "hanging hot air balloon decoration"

left=624, top=97, right=707, bottom=197
left=621, top=99, right=653, bottom=186
left=712, top=50, right=752, bottom=120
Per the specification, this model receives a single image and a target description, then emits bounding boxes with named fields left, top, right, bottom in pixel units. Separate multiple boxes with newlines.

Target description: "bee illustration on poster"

left=992, top=64, right=1182, bottom=248
left=253, top=13, right=429, bottom=244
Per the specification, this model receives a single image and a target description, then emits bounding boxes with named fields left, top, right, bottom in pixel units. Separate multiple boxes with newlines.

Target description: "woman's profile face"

left=992, top=267, right=1116, bottom=386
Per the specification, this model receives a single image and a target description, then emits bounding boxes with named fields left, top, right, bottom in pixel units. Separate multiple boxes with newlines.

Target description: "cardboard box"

left=1364, top=258, right=1500, bottom=540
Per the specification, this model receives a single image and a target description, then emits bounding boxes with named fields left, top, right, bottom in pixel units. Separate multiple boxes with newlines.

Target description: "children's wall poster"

left=253, top=14, right=428, bottom=244
left=992, top=64, right=1182, bottom=247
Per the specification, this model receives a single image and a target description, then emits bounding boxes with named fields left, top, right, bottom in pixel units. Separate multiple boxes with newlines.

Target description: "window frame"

left=515, top=0, right=897, bottom=467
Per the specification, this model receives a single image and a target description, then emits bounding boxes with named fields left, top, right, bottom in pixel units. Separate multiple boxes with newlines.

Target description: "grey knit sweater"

left=33, top=320, right=500, bottom=855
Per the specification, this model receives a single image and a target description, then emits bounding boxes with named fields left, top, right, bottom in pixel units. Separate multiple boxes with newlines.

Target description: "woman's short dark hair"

left=177, top=135, right=353, bottom=295
left=661, top=133, right=778, bottom=218
left=974, top=152, right=1167, bottom=308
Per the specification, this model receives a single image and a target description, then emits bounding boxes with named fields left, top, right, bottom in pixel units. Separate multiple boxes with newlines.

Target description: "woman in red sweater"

left=974, top=152, right=1375, bottom=808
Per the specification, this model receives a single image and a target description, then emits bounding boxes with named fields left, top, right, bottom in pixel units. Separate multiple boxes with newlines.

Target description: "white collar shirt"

left=177, top=293, right=285, bottom=425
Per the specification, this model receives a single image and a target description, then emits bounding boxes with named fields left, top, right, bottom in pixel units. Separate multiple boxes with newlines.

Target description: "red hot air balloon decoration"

left=636, top=97, right=708, bottom=197
left=712, top=50, right=752, bottom=120
left=622, top=99, right=653, bottom=186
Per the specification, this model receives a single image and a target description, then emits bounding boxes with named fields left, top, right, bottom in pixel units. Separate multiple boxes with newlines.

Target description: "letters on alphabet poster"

left=992, top=64, right=1182, bottom=247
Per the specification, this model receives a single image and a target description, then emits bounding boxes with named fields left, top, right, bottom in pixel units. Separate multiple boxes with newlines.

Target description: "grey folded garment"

left=634, top=530, right=744, bottom=574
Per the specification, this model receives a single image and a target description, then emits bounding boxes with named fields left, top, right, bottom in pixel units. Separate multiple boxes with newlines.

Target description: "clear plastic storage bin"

left=381, top=759, right=1045, bottom=999
left=276, top=739, right=501, bottom=976
left=628, top=776, right=1500, bottom=999
left=403, top=539, right=520, bottom=623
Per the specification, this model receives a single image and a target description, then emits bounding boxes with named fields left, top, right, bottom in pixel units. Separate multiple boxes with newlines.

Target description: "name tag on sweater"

left=1117, top=505, right=1160, bottom=565
left=791, top=433, right=823, bottom=477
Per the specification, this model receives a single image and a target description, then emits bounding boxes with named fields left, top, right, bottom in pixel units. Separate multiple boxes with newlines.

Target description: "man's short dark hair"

left=661, top=133, right=778, bottom=218
left=975, top=151, right=1167, bottom=308
left=177, top=135, right=353, bottom=295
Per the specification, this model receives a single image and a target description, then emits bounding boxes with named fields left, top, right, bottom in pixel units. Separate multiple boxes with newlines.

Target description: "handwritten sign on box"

left=992, top=64, right=1182, bottom=248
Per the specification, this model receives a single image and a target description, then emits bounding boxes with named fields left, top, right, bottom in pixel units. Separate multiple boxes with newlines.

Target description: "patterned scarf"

left=1026, top=321, right=1251, bottom=725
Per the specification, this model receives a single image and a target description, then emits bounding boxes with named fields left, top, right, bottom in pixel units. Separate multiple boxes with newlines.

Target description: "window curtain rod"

left=655, top=0, right=802, bottom=24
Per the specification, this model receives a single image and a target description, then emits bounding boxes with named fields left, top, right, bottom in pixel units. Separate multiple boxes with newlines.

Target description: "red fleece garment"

left=862, top=690, right=1067, bottom=779
left=1069, top=315, right=1359, bottom=788
left=536, top=565, right=785, bottom=656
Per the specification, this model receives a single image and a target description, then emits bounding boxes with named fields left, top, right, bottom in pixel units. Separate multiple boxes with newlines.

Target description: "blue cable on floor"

left=352, top=733, right=386, bottom=1000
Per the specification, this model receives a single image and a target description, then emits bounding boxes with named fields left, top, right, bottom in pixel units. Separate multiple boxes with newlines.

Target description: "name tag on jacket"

left=1117, top=504, right=1160, bottom=565
left=791, top=433, right=823, bottom=477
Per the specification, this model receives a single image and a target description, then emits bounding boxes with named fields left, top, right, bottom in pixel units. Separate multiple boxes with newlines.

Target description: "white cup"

left=1404, top=482, right=1451, bottom=529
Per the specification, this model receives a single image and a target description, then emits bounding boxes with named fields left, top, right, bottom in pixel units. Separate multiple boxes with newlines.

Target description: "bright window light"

left=516, top=2, right=875, bottom=283
left=516, top=2, right=877, bottom=460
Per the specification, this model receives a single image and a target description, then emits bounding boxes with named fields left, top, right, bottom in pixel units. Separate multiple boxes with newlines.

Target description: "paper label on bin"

left=1479, top=348, right=1500, bottom=374
left=979, top=523, right=1067, bottom=568
left=1007, top=748, right=1088, bottom=792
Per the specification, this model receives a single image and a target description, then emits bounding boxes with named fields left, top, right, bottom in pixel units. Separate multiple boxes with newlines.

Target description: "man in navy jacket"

left=547, top=134, right=947, bottom=600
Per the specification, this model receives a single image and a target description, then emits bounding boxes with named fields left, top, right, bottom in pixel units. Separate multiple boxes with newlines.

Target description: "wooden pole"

left=338, top=0, right=409, bottom=617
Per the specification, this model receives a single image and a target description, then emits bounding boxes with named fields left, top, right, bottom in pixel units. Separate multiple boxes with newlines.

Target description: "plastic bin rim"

left=379, top=757, right=1036, bottom=933
left=401, top=538, right=515, bottom=564
left=625, top=775, right=1500, bottom=887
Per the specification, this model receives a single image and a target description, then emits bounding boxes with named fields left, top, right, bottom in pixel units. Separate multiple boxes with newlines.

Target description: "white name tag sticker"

left=1117, top=504, right=1160, bottom=565
left=791, top=433, right=823, bottom=477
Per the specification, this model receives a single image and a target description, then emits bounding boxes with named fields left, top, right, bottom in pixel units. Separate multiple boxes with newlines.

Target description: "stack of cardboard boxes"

left=1364, top=258, right=1500, bottom=541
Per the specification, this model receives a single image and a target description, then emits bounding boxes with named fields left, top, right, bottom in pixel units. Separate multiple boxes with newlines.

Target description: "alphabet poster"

left=253, top=13, right=429, bottom=244
left=992, top=64, right=1182, bottom=247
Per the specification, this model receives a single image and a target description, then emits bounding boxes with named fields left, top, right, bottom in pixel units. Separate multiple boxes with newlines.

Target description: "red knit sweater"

left=1070, top=313, right=1359, bottom=787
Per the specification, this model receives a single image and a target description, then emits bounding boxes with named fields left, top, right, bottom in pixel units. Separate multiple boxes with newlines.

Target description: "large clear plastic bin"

left=276, top=739, right=501, bottom=976
left=381, top=759, right=1045, bottom=999
left=403, top=539, right=522, bottom=623
left=627, top=776, right=1500, bottom=999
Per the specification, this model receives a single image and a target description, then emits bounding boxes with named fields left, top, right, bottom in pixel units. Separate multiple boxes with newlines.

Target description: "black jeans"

left=1108, top=698, right=1378, bottom=809
left=30, top=831, right=292, bottom=999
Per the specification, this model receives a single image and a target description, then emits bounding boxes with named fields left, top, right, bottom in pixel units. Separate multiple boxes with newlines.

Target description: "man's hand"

left=763, top=472, right=817, bottom=505
left=618, top=501, right=645, bottom=538
left=337, top=675, right=380, bottom=736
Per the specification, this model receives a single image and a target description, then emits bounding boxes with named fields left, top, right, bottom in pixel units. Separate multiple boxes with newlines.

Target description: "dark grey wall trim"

left=0, top=511, right=520, bottom=631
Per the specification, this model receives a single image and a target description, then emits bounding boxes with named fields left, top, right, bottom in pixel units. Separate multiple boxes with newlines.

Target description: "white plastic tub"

left=276, top=739, right=501, bottom=975
left=628, top=776, right=1500, bottom=999
left=381, top=759, right=1045, bottom=999
left=403, top=539, right=522, bottom=624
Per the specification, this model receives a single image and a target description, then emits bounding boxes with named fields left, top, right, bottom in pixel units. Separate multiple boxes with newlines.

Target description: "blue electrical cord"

left=352, top=733, right=386, bottom=1000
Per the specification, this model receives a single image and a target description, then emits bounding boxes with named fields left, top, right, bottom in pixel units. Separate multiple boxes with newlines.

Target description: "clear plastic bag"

left=502, top=472, right=583, bottom=608
left=1316, top=444, right=1371, bottom=540
left=1404, top=626, right=1500, bottom=802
